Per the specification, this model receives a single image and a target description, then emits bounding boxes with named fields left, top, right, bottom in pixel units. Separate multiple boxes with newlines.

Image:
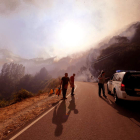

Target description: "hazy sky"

left=0, top=0, right=140, bottom=59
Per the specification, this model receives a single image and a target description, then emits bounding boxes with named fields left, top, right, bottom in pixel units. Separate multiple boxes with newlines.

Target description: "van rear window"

left=123, top=73, right=140, bottom=89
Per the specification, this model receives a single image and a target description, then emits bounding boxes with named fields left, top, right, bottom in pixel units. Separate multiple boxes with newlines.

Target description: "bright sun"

left=57, top=21, right=85, bottom=48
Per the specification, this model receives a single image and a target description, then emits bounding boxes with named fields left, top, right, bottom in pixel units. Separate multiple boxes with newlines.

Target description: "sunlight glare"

left=58, top=21, right=85, bottom=49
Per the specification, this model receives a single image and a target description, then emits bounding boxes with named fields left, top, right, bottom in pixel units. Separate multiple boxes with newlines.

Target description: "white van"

left=107, top=70, right=140, bottom=103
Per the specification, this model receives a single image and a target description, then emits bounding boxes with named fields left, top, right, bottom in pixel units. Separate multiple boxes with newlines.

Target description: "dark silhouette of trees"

left=93, top=43, right=140, bottom=78
left=17, top=74, right=33, bottom=92
left=0, top=64, right=51, bottom=99
left=0, top=63, right=25, bottom=99
left=18, top=67, right=51, bottom=94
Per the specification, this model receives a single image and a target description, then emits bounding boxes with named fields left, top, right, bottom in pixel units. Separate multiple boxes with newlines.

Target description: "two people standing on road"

left=60, top=73, right=76, bottom=100
left=98, top=71, right=108, bottom=98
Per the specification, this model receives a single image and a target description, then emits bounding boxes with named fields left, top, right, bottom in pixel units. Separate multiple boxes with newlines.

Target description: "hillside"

left=0, top=49, right=91, bottom=78
left=92, top=22, right=140, bottom=78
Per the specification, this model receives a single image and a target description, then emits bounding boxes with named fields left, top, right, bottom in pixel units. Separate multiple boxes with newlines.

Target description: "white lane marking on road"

left=9, top=84, right=77, bottom=140
left=130, top=118, right=140, bottom=127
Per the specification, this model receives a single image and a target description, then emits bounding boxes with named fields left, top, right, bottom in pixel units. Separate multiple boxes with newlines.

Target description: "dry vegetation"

left=0, top=86, right=71, bottom=140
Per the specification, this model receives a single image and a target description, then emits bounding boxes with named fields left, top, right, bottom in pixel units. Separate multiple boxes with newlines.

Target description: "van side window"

left=117, top=77, right=122, bottom=81
left=117, top=73, right=124, bottom=81
left=115, top=74, right=121, bottom=81
left=113, top=74, right=118, bottom=81
left=115, top=75, right=120, bottom=81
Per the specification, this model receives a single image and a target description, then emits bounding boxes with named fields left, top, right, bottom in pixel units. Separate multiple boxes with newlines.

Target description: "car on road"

left=107, top=70, right=140, bottom=103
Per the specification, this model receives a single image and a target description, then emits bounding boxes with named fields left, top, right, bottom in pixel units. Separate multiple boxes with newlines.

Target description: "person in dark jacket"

left=60, top=73, right=70, bottom=100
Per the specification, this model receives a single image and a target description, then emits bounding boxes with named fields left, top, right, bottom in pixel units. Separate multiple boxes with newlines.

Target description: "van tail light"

left=121, top=83, right=125, bottom=91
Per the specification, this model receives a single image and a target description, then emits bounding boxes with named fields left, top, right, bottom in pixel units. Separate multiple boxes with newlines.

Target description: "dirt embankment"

left=0, top=88, right=71, bottom=140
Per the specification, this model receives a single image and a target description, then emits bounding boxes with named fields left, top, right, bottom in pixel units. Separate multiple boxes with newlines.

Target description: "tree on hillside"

left=37, top=67, right=49, bottom=81
left=1, top=63, right=25, bottom=81
left=18, top=67, right=51, bottom=93
left=33, top=67, right=50, bottom=82
left=17, top=74, right=33, bottom=92
left=115, top=36, right=129, bottom=43
left=0, top=63, right=25, bottom=98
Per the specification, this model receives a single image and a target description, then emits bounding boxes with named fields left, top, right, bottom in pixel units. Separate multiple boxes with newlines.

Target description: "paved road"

left=8, top=82, right=140, bottom=140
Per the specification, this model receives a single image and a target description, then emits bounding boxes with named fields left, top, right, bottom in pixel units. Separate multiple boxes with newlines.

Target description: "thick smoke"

left=0, top=0, right=140, bottom=59
left=0, top=0, right=54, bottom=15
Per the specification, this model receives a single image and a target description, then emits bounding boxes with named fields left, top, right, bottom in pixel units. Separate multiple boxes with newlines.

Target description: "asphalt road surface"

left=7, top=82, right=140, bottom=140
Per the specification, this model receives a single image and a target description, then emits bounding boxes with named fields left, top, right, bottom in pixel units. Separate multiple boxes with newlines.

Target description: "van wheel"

left=107, top=85, right=111, bottom=94
left=114, top=91, right=120, bottom=104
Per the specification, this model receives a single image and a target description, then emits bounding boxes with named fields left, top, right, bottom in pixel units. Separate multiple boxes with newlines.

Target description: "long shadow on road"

left=68, top=96, right=79, bottom=114
left=52, top=96, right=78, bottom=137
left=100, top=95, right=140, bottom=127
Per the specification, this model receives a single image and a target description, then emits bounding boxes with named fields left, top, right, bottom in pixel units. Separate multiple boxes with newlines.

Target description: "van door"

left=111, top=74, right=118, bottom=93
left=108, top=75, right=114, bottom=92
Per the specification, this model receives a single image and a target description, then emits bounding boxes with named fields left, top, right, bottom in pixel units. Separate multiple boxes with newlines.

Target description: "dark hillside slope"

left=93, top=22, right=140, bottom=78
left=131, top=22, right=140, bottom=44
